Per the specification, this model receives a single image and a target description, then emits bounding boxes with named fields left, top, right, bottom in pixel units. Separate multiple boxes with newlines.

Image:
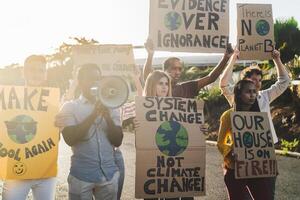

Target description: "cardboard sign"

left=135, top=96, right=206, bottom=198
left=149, top=0, right=229, bottom=53
left=72, top=44, right=136, bottom=76
left=237, top=4, right=274, bottom=60
left=231, top=112, right=277, bottom=179
left=0, top=86, right=60, bottom=180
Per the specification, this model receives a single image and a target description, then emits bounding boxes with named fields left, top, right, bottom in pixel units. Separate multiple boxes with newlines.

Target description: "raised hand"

left=272, top=49, right=281, bottom=60
left=224, top=43, right=234, bottom=59
left=144, top=38, right=154, bottom=55
left=94, top=101, right=110, bottom=118
left=134, top=65, right=141, bottom=78
left=231, top=47, right=240, bottom=61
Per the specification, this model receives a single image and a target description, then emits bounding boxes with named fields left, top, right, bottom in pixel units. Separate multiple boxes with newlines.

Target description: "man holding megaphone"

left=56, top=63, right=123, bottom=200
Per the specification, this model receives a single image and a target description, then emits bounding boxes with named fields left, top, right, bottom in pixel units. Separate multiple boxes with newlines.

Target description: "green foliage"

left=286, top=54, right=300, bottom=80
left=197, top=86, right=222, bottom=102
left=280, top=139, right=299, bottom=154
left=233, top=64, right=244, bottom=72
left=274, top=17, right=300, bottom=64
left=181, top=65, right=212, bottom=81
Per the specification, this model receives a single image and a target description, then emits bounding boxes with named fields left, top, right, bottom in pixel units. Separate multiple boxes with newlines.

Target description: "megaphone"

left=91, top=76, right=129, bottom=108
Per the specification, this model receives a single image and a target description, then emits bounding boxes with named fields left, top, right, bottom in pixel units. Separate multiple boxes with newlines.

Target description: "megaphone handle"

left=95, top=101, right=110, bottom=118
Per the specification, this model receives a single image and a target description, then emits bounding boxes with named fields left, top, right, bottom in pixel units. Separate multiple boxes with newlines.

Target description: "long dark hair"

left=233, top=80, right=260, bottom=112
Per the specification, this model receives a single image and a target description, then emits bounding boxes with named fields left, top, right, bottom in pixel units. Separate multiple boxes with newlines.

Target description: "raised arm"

left=132, top=66, right=143, bottom=96
left=219, top=49, right=240, bottom=106
left=143, top=38, right=155, bottom=82
left=262, top=50, right=291, bottom=103
left=196, top=44, right=234, bottom=90
left=273, top=50, right=288, bottom=76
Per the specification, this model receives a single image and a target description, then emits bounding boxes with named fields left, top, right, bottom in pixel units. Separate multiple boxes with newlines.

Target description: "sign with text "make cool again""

left=237, top=4, right=274, bottom=60
left=135, top=96, right=205, bottom=198
left=231, top=112, right=277, bottom=179
left=72, top=44, right=136, bottom=76
left=149, top=0, right=229, bottom=53
left=0, top=86, right=60, bottom=180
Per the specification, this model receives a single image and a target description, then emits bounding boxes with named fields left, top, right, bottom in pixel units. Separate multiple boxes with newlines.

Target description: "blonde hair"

left=143, top=70, right=172, bottom=97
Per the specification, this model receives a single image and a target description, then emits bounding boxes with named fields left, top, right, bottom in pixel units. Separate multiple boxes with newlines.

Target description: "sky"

left=0, top=0, right=299, bottom=67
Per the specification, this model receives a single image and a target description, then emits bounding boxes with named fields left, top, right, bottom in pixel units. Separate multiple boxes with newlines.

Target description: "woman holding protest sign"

left=134, top=70, right=171, bottom=200
left=217, top=79, right=274, bottom=200
left=135, top=71, right=205, bottom=200
left=219, top=47, right=289, bottom=200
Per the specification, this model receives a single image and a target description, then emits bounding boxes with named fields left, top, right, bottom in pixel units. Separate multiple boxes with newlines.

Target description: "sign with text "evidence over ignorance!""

left=237, top=4, right=274, bottom=60
left=231, top=112, right=277, bottom=179
left=135, top=96, right=206, bottom=198
left=0, top=86, right=60, bottom=180
left=149, top=0, right=229, bottom=53
left=72, top=44, right=136, bottom=76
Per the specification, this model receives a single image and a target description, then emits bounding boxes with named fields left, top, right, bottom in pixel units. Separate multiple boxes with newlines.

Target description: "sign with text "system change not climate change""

left=135, top=96, right=206, bottom=198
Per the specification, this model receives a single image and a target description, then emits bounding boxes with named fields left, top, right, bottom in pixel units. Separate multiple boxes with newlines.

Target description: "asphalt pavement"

left=1, top=132, right=299, bottom=200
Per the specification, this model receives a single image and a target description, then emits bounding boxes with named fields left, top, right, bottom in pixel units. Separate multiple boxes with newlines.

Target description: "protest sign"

left=0, top=86, right=60, bottom=179
left=72, top=44, right=136, bottom=76
left=149, top=0, right=229, bottom=53
left=237, top=4, right=274, bottom=60
left=135, top=96, right=206, bottom=198
left=231, top=112, right=277, bottom=179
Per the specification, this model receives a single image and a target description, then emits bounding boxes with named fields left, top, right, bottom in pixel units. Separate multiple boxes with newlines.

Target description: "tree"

left=274, top=18, right=300, bottom=124
left=46, top=37, right=99, bottom=92
left=274, top=17, right=300, bottom=64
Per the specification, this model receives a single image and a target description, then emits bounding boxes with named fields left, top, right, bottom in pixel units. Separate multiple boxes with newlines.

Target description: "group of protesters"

left=0, top=37, right=290, bottom=200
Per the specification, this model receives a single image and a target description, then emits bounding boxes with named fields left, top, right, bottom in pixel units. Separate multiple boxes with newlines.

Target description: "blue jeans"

left=68, top=173, right=119, bottom=200
left=114, top=148, right=125, bottom=200
left=2, top=177, right=56, bottom=200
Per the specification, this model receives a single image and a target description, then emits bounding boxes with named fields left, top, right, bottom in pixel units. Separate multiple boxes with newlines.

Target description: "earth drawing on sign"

left=5, top=115, right=37, bottom=144
left=256, top=19, right=270, bottom=36
left=155, top=121, right=188, bottom=156
left=164, top=11, right=182, bottom=31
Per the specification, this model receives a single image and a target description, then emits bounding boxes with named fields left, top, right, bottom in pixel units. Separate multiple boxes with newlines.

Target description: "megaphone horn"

left=92, top=76, right=129, bottom=108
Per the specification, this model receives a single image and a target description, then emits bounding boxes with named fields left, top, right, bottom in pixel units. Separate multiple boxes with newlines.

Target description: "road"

left=1, top=132, right=300, bottom=200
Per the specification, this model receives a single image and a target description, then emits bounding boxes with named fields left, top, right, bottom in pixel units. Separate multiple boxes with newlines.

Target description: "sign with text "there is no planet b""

left=237, top=4, right=274, bottom=60
left=231, top=112, right=277, bottom=179
left=149, top=0, right=229, bottom=53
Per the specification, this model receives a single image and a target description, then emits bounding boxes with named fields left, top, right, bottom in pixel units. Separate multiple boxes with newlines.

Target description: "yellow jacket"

left=217, top=108, right=235, bottom=169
